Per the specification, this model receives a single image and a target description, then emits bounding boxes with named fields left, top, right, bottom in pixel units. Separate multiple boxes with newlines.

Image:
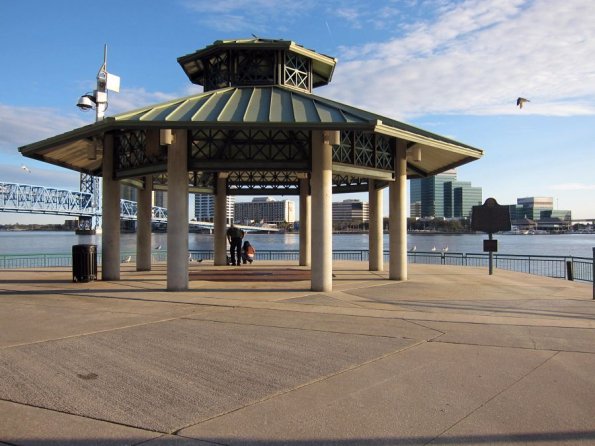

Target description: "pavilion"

left=19, top=38, right=483, bottom=292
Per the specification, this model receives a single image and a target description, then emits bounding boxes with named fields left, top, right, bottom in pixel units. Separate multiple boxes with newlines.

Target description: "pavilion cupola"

left=177, top=38, right=337, bottom=93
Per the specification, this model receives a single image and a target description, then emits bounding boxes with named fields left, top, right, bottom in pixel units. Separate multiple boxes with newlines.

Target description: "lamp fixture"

left=76, top=45, right=120, bottom=121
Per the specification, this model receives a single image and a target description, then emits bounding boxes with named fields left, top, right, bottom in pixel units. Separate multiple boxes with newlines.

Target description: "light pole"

left=76, top=45, right=120, bottom=234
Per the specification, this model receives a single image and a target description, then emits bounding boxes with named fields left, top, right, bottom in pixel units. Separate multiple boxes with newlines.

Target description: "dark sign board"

left=471, top=198, right=511, bottom=234
left=483, top=239, right=498, bottom=252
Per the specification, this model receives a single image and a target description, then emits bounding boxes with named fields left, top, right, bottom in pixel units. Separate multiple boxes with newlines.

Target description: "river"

left=1, top=231, right=594, bottom=258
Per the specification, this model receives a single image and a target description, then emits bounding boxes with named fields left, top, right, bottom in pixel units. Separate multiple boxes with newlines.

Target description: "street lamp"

left=76, top=44, right=120, bottom=121
left=75, top=45, right=120, bottom=234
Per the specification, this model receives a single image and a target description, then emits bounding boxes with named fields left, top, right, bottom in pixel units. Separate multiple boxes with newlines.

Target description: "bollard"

left=566, top=260, right=574, bottom=281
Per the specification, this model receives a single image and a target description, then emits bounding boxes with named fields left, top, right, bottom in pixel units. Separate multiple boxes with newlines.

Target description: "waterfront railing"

left=0, top=250, right=592, bottom=283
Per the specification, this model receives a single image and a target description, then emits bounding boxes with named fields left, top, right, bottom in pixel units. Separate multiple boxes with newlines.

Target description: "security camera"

left=76, top=94, right=96, bottom=110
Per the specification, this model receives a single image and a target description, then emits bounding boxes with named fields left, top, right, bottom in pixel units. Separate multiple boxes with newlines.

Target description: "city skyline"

left=1, top=0, right=595, bottom=224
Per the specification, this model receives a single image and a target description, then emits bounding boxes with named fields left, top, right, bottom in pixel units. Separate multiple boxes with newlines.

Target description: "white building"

left=234, top=197, right=295, bottom=225
left=332, top=199, right=369, bottom=223
left=194, top=193, right=235, bottom=222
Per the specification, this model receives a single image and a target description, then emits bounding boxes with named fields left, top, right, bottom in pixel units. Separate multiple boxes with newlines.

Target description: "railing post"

left=566, top=257, right=574, bottom=281
left=592, top=247, right=594, bottom=300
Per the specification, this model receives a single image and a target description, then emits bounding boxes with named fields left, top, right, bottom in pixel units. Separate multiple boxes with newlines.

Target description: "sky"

left=1, top=0, right=594, bottom=224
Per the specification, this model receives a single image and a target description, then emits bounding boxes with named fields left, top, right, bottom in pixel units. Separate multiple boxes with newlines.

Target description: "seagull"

left=155, top=245, right=162, bottom=250
left=516, top=97, right=530, bottom=109
left=409, top=246, right=416, bottom=252
left=431, top=246, right=437, bottom=252
left=122, top=256, right=132, bottom=263
left=21, top=164, right=31, bottom=173
left=442, top=246, right=449, bottom=253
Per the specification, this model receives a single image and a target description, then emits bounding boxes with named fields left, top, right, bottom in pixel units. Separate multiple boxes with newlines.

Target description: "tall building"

left=234, top=197, right=295, bottom=224
left=453, top=185, right=482, bottom=218
left=121, top=185, right=137, bottom=202
left=153, top=190, right=167, bottom=208
left=410, top=180, right=422, bottom=218
left=409, top=170, right=458, bottom=218
left=193, top=194, right=235, bottom=222
left=332, top=199, right=369, bottom=223
left=509, top=197, right=571, bottom=223
left=410, top=170, right=482, bottom=219
left=516, top=197, right=553, bottom=220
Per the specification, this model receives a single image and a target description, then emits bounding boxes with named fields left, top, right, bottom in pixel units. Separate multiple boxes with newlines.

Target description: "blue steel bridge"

left=0, top=181, right=166, bottom=223
left=0, top=181, right=276, bottom=232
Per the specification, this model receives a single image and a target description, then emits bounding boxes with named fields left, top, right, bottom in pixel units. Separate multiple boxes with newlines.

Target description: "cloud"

left=107, top=88, right=179, bottom=115
left=0, top=104, right=87, bottom=152
left=324, top=0, right=595, bottom=118
left=182, top=0, right=316, bottom=32
left=0, top=162, right=79, bottom=190
left=551, top=183, right=595, bottom=191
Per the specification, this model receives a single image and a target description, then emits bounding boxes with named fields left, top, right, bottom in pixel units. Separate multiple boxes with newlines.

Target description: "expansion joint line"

left=425, top=351, right=561, bottom=445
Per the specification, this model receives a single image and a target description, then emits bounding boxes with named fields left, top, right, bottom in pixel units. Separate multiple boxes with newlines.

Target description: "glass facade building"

left=410, top=170, right=481, bottom=219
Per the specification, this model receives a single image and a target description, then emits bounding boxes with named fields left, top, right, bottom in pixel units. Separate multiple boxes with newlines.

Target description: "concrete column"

left=136, top=175, right=152, bottom=271
left=166, top=129, right=188, bottom=291
left=101, top=133, right=120, bottom=281
left=368, top=179, right=383, bottom=271
left=214, top=175, right=228, bottom=266
left=311, top=130, right=337, bottom=292
left=137, top=129, right=159, bottom=271
left=389, top=139, right=408, bottom=280
left=299, top=177, right=311, bottom=266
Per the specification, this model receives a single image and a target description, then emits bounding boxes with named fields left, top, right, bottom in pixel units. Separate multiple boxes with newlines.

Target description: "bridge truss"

left=0, top=182, right=167, bottom=222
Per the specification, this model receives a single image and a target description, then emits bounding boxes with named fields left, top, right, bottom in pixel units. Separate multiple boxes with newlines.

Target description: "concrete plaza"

left=1, top=261, right=594, bottom=445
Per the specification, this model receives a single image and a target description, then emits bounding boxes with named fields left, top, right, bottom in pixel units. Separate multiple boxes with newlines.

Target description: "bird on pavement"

left=516, top=97, right=530, bottom=109
left=122, top=256, right=132, bottom=263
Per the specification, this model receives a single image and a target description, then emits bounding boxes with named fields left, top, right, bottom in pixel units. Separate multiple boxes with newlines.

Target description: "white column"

left=368, top=179, right=383, bottom=271
left=101, top=133, right=120, bottom=281
left=214, top=175, right=228, bottom=266
left=389, top=139, right=408, bottom=280
left=166, top=129, right=189, bottom=291
left=137, top=129, right=159, bottom=271
left=311, top=130, right=337, bottom=292
left=299, top=177, right=311, bottom=266
left=136, top=175, right=152, bottom=271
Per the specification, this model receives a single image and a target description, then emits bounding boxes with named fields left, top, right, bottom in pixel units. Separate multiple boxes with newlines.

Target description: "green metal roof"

left=19, top=85, right=483, bottom=178
left=178, top=38, right=337, bottom=89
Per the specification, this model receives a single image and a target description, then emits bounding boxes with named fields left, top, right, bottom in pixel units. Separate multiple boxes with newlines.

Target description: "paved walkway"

left=1, top=261, right=594, bottom=445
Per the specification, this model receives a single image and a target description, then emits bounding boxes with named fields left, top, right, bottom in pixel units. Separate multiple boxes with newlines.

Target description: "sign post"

left=472, top=198, right=511, bottom=275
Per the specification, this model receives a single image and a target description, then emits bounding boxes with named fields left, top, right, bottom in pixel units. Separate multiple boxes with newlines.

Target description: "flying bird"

left=21, top=164, right=31, bottom=173
left=516, top=97, right=530, bottom=109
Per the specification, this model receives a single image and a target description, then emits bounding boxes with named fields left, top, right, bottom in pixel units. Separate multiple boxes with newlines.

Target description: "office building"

left=153, top=190, right=167, bottom=208
left=121, top=185, right=137, bottom=202
left=516, top=197, right=553, bottom=220
left=234, top=197, right=295, bottom=225
left=453, top=185, right=482, bottom=218
left=410, top=170, right=481, bottom=219
left=193, top=194, right=235, bottom=222
left=509, top=197, right=571, bottom=226
left=332, top=199, right=369, bottom=223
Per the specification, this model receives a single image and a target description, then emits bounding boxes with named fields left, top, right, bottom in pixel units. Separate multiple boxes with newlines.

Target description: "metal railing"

left=0, top=249, right=592, bottom=283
